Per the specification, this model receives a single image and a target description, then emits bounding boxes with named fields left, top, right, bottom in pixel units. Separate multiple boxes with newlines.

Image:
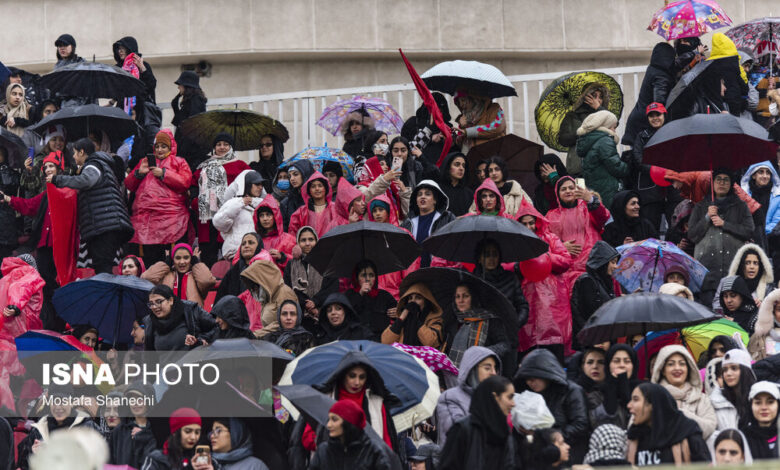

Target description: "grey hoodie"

left=435, top=346, right=501, bottom=447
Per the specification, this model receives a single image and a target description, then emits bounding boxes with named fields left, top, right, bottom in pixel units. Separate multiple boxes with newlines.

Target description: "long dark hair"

left=485, top=155, right=507, bottom=184
left=339, top=419, right=364, bottom=445
left=181, top=86, right=206, bottom=100
left=165, top=429, right=196, bottom=469
left=722, top=364, right=756, bottom=427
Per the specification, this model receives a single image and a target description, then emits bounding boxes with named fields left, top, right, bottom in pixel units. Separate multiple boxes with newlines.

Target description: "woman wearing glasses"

left=250, top=134, right=285, bottom=195
left=142, top=285, right=217, bottom=351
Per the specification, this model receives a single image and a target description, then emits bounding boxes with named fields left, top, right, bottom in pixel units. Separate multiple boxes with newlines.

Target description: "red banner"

left=46, top=183, right=78, bottom=285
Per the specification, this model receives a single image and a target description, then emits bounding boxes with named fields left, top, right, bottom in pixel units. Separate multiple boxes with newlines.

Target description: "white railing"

left=160, top=65, right=648, bottom=156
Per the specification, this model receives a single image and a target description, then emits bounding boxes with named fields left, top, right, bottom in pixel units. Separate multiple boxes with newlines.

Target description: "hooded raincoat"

left=381, top=282, right=445, bottom=350
left=254, top=195, right=296, bottom=270
left=239, top=259, right=298, bottom=337
left=213, top=295, right=255, bottom=339
left=324, top=177, right=367, bottom=232
left=287, top=171, right=334, bottom=238
left=280, top=160, right=315, bottom=230
left=467, top=178, right=511, bottom=217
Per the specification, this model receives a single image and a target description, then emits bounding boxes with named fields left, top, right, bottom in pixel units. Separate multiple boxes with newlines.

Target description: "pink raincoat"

left=125, top=130, right=192, bottom=244
left=325, top=178, right=367, bottom=232
left=466, top=178, right=512, bottom=218
left=287, top=172, right=334, bottom=238
left=515, top=201, right=574, bottom=353
left=545, top=176, right=610, bottom=292
left=254, top=195, right=296, bottom=271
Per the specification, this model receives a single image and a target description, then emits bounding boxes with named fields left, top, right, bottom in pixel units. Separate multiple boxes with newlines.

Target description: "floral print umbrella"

left=280, top=145, right=355, bottom=182
left=726, top=17, right=780, bottom=58
left=317, top=96, right=404, bottom=136
left=647, top=0, right=731, bottom=41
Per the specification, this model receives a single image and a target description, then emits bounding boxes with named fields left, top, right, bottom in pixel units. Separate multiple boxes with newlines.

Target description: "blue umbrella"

left=52, top=273, right=154, bottom=347
left=614, top=238, right=708, bottom=293
left=277, top=340, right=439, bottom=431
left=280, top=145, right=355, bottom=183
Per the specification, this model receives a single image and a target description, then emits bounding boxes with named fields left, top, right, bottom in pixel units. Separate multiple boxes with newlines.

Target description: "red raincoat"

left=466, top=178, right=512, bottom=218
left=125, top=130, right=192, bottom=245
left=287, top=172, right=334, bottom=238
left=545, top=176, right=610, bottom=293
left=514, top=201, right=574, bottom=353
left=326, top=178, right=367, bottom=232
left=254, top=195, right=296, bottom=270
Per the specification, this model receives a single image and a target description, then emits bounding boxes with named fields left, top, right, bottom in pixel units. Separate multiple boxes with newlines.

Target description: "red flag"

left=46, top=183, right=79, bottom=285
left=399, top=49, right=452, bottom=167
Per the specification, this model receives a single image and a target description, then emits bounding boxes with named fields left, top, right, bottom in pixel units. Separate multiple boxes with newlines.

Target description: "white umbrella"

left=421, top=60, right=517, bottom=98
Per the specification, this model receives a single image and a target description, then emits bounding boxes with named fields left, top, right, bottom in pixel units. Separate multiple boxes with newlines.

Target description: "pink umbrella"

left=391, top=343, right=458, bottom=377
left=317, top=96, right=404, bottom=136
left=648, top=0, right=731, bottom=40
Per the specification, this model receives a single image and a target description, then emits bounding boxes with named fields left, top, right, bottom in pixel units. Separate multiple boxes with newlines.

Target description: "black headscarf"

left=627, top=383, right=702, bottom=448
left=469, top=375, right=512, bottom=444
left=604, top=344, right=640, bottom=415
left=212, top=296, right=254, bottom=339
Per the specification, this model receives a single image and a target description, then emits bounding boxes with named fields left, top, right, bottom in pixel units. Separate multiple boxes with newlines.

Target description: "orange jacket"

left=665, top=170, right=761, bottom=213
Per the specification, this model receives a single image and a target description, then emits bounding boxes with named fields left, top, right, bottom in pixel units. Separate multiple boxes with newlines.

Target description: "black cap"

left=212, top=132, right=235, bottom=149
left=322, top=160, right=343, bottom=178
left=54, top=34, right=76, bottom=48
left=175, top=70, right=201, bottom=90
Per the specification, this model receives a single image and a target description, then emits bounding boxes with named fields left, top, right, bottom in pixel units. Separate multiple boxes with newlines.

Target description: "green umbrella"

left=534, top=71, right=624, bottom=151
left=681, top=318, right=748, bottom=362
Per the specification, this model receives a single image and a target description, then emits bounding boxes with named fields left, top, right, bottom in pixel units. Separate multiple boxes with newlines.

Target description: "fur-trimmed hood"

left=727, top=243, right=775, bottom=300
left=751, top=288, right=780, bottom=338
left=658, top=282, right=694, bottom=301
left=650, top=344, right=701, bottom=389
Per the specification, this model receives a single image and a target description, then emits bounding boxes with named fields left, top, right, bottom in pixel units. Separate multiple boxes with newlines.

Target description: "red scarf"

left=337, top=386, right=392, bottom=449
left=172, top=271, right=191, bottom=300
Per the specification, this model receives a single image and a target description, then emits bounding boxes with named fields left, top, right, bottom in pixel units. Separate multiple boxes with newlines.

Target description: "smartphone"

left=193, top=445, right=211, bottom=465
left=392, top=156, right=402, bottom=172
left=575, top=178, right=586, bottom=189
left=146, top=154, right=156, bottom=168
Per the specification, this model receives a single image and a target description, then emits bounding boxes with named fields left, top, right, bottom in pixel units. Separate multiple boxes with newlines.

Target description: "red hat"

left=330, top=400, right=366, bottom=429
left=646, top=102, right=667, bottom=115
left=42, top=151, right=65, bottom=171
left=169, top=407, right=201, bottom=434
left=649, top=165, right=672, bottom=187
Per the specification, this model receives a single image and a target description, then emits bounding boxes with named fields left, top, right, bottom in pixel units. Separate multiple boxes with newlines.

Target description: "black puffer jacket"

left=51, top=151, right=133, bottom=242
left=571, top=241, right=619, bottom=346
left=110, top=419, right=155, bottom=468
left=622, top=43, right=675, bottom=146
left=143, top=299, right=218, bottom=351
left=113, top=36, right=157, bottom=103
left=0, top=163, right=19, bottom=247
left=309, top=432, right=396, bottom=470
left=514, top=348, right=589, bottom=464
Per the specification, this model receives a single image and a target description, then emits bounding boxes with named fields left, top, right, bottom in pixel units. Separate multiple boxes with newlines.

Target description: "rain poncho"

left=325, top=177, right=367, bottom=231
left=253, top=195, right=296, bottom=270
left=125, top=129, right=192, bottom=244
left=287, top=171, right=334, bottom=238
left=514, top=201, right=573, bottom=353
left=546, top=176, right=611, bottom=292
left=467, top=178, right=510, bottom=217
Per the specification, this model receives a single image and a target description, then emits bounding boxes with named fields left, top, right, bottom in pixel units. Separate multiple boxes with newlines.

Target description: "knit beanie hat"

left=43, top=151, right=65, bottom=171
left=212, top=132, right=235, bottom=149
left=44, top=125, right=67, bottom=147
left=330, top=399, right=366, bottom=429
left=576, top=110, right=619, bottom=137
left=154, top=130, right=172, bottom=148
left=370, top=199, right=390, bottom=214
left=169, top=407, right=201, bottom=434
left=172, top=243, right=193, bottom=257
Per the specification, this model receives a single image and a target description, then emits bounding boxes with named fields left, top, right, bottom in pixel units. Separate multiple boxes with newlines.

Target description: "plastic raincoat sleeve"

left=587, top=197, right=610, bottom=230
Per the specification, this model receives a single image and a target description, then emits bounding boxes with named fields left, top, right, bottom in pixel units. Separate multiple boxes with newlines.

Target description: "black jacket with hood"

left=514, top=349, right=589, bottom=463
left=315, top=293, right=373, bottom=345
left=113, top=36, right=157, bottom=103
left=571, top=241, right=620, bottom=344
left=719, top=275, right=759, bottom=335
left=279, top=160, right=315, bottom=231
left=437, top=152, right=473, bottom=217
left=533, top=153, right=568, bottom=215
left=309, top=429, right=396, bottom=470
left=212, top=295, right=255, bottom=339
left=143, top=299, right=218, bottom=351
left=110, top=418, right=156, bottom=468
left=400, top=180, right=456, bottom=267
left=622, top=43, right=675, bottom=146
left=602, top=190, right=659, bottom=247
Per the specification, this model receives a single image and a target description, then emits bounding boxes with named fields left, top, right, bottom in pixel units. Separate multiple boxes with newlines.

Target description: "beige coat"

left=141, top=261, right=216, bottom=307
left=748, top=289, right=780, bottom=360
left=240, top=259, right=298, bottom=338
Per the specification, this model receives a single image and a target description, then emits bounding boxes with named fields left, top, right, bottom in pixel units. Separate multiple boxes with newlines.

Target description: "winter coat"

left=602, top=190, right=659, bottom=247
left=213, top=295, right=256, bottom=339
left=741, top=418, right=779, bottom=461
left=718, top=275, right=759, bottom=335
left=467, top=179, right=532, bottom=217
left=571, top=241, right=620, bottom=344
left=142, top=299, right=218, bottom=350
left=109, top=420, right=155, bottom=468
left=171, top=93, right=207, bottom=165
left=740, top=161, right=780, bottom=248
left=712, top=243, right=775, bottom=314
left=52, top=151, right=133, bottom=242
left=8, top=192, right=52, bottom=249
left=514, top=349, right=589, bottom=463
left=401, top=96, right=455, bottom=166
left=141, top=261, right=216, bottom=307
left=381, top=282, right=445, bottom=350
left=113, top=36, right=157, bottom=103
left=0, top=163, right=19, bottom=247
left=546, top=176, right=611, bottom=293
left=190, top=157, right=250, bottom=243
left=279, top=160, right=315, bottom=230
left=438, top=153, right=474, bottom=216
left=308, top=432, right=394, bottom=470
left=124, top=132, right=192, bottom=245
left=559, top=103, right=606, bottom=176
left=650, top=345, right=717, bottom=439
left=315, top=293, right=373, bottom=344
left=709, top=386, right=739, bottom=431
left=576, top=129, right=629, bottom=209
left=241, top=259, right=298, bottom=337
left=695, top=34, right=748, bottom=116
left=343, top=286, right=396, bottom=342
left=400, top=180, right=456, bottom=268
left=628, top=127, right=670, bottom=208
left=288, top=172, right=334, bottom=238
left=622, top=43, right=676, bottom=146
left=213, top=180, right=264, bottom=262
left=532, top=154, right=568, bottom=215
left=435, top=346, right=500, bottom=447
left=254, top=195, right=296, bottom=270
left=457, top=102, right=506, bottom=147
left=515, top=202, right=573, bottom=351
left=665, top=170, right=760, bottom=212
left=688, top=193, right=754, bottom=293
left=748, top=289, right=780, bottom=360
left=17, top=413, right=98, bottom=470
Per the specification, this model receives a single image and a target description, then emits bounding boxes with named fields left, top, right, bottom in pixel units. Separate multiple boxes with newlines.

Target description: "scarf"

left=401, top=304, right=428, bottom=347
left=151, top=299, right=186, bottom=335
left=660, top=380, right=700, bottom=405
left=212, top=418, right=254, bottom=464
left=197, top=150, right=236, bottom=222
left=289, top=257, right=323, bottom=300
left=449, top=309, right=495, bottom=367
left=172, top=271, right=190, bottom=301
left=122, top=53, right=140, bottom=114
left=2, top=84, right=29, bottom=137
left=273, top=389, right=290, bottom=423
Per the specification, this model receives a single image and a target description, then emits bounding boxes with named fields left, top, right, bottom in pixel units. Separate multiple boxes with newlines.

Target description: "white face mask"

left=770, top=102, right=778, bottom=117
left=373, top=143, right=389, bottom=156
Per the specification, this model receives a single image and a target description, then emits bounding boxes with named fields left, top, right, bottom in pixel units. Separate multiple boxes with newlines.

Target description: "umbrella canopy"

left=0, top=127, right=28, bottom=169
left=14, top=330, right=92, bottom=360
left=466, top=134, right=543, bottom=191
left=317, top=96, right=404, bottom=136
left=29, top=104, right=139, bottom=144
left=38, top=61, right=146, bottom=100
left=664, top=60, right=712, bottom=120
left=726, top=17, right=780, bottom=58
left=577, top=293, right=718, bottom=346
left=280, top=145, right=355, bottom=183
left=154, top=380, right=266, bottom=418
left=535, top=71, right=624, bottom=151
left=391, top=343, right=459, bottom=378
left=643, top=113, right=777, bottom=171
left=681, top=318, right=748, bottom=362
left=421, top=60, right=516, bottom=98
left=52, top=273, right=154, bottom=347
left=174, top=338, right=293, bottom=385
left=647, top=0, right=732, bottom=41
left=178, top=109, right=289, bottom=151
left=278, top=340, right=440, bottom=431
left=422, top=215, right=548, bottom=264
left=305, top=221, right=421, bottom=278
left=615, top=238, right=708, bottom=294
left=633, top=329, right=683, bottom=380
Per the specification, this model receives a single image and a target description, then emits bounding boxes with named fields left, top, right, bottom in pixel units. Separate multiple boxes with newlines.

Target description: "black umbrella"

left=178, top=109, right=289, bottom=151
left=306, top=221, right=422, bottom=278
left=664, top=60, right=712, bottom=119
left=175, top=338, right=293, bottom=385
left=422, top=215, right=548, bottom=264
left=153, top=380, right=267, bottom=418
left=0, top=128, right=28, bottom=169
left=29, top=104, right=139, bottom=144
left=576, top=293, right=718, bottom=347
left=643, top=113, right=777, bottom=172
left=466, top=134, right=543, bottom=191
left=37, top=61, right=146, bottom=99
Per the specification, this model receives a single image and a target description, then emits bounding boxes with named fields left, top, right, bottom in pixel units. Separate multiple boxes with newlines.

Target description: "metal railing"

left=160, top=65, right=648, bottom=155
